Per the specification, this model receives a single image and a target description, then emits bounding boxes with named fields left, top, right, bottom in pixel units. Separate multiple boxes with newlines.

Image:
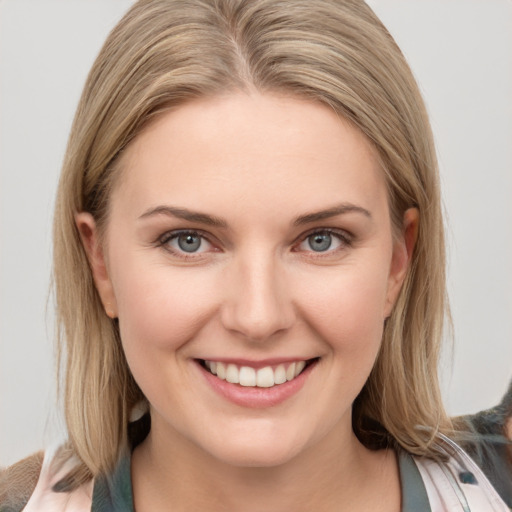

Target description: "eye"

left=158, top=230, right=214, bottom=255
left=296, top=229, right=351, bottom=253
left=306, top=233, right=334, bottom=252
left=175, top=232, right=204, bottom=253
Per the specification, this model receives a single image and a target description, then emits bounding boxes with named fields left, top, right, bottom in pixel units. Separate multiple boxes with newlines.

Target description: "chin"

left=202, top=428, right=308, bottom=469
left=212, top=445, right=301, bottom=469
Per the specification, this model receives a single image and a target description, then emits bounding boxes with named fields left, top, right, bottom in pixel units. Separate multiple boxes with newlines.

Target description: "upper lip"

left=197, top=357, right=318, bottom=369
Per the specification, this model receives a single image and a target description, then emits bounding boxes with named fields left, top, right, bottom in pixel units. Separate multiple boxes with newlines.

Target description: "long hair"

left=53, top=0, right=451, bottom=480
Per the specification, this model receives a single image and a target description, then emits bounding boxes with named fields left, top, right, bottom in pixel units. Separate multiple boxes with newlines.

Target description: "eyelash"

left=156, top=230, right=215, bottom=259
left=155, top=228, right=353, bottom=259
left=294, top=228, right=353, bottom=257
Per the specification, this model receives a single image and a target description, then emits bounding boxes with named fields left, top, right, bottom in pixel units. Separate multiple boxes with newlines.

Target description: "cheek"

left=294, top=262, right=390, bottom=354
left=111, top=262, right=223, bottom=414
left=111, top=258, right=221, bottom=354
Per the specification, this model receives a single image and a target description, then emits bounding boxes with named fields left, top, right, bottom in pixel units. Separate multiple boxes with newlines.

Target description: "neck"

left=131, top=418, right=400, bottom=512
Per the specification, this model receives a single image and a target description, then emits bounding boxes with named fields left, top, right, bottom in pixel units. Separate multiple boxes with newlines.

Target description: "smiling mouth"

left=199, top=359, right=318, bottom=388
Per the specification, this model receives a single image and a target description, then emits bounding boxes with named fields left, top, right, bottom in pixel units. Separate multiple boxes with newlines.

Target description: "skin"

left=77, top=92, right=418, bottom=511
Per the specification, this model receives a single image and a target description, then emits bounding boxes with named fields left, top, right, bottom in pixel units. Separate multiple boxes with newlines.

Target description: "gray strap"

left=399, top=451, right=432, bottom=512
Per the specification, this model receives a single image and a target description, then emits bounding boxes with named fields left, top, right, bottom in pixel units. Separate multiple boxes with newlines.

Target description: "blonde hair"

left=54, top=0, right=451, bottom=480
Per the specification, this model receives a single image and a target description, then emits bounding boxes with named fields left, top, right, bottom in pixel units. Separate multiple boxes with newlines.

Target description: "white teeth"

left=295, top=361, right=306, bottom=377
left=239, top=366, right=256, bottom=386
left=286, top=363, right=296, bottom=381
left=256, top=366, right=274, bottom=388
left=216, top=362, right=226, bottom=380
left=274, top=364, right=287, bottom=385
left=226, top=364, right=239, bottom=384
left=204, top=360, right=311, bottom=388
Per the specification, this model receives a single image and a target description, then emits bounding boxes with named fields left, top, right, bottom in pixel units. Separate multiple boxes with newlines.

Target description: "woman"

left=1, top=0, right=508, bottom=510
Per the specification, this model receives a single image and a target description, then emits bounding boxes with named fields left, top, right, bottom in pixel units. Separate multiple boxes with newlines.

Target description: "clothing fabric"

left=413, top=434, right=510, bottom=511
left=14, top=435, right=510, bottom=512
left=461, top=406, right=512, bottom=508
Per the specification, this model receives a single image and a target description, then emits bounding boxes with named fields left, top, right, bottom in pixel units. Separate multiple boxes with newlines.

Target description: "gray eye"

left=307, top=233, right=332, bottom=252
left=177, top=233, right=202, bottom=252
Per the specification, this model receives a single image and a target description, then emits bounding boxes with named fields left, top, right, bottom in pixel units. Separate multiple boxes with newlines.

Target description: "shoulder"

left=0, top=451, right=44, bottom=511
left=411, top=436, right=510, bottom=511
left=0, top=449, right=93, bottom=512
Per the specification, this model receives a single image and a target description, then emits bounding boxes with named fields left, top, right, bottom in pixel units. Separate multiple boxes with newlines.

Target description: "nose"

left=220, top=252, right=295, bottom=342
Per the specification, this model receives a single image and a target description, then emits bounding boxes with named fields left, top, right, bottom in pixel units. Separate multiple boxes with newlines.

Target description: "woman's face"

left=78, top=92, right=414, bottom=467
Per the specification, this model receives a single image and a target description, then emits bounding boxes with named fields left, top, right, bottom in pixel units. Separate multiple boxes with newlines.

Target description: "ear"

left=384, top=208, right=419, bottom=317
left=75, top=212, right=118, bottom=318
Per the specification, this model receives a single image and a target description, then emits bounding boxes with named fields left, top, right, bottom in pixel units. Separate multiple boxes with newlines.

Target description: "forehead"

left=111, top=92, right=387, bottom=221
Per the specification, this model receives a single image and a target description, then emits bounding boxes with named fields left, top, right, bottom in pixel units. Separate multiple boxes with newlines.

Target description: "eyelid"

left=156, top=229, right=219, bottom=257
left=293, top=227, right=353, bottom=253
left=153, top=227, right=353, bottom=259
left=157, top=228, right=206, bottom=244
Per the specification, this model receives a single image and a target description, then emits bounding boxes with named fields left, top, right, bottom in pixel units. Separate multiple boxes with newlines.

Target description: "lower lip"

left=197, top=360, right=317, bottom=409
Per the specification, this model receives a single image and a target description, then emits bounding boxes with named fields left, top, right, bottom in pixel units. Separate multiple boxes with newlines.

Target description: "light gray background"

left=1, top=0, right=511, bottom=467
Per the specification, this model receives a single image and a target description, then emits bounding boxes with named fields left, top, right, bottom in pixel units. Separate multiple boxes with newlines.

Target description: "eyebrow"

left=138, top=206, right=228, bottom=228
left=293, top=203, right=372, bottom=225
left=138, top=202, right=371, bottom=228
